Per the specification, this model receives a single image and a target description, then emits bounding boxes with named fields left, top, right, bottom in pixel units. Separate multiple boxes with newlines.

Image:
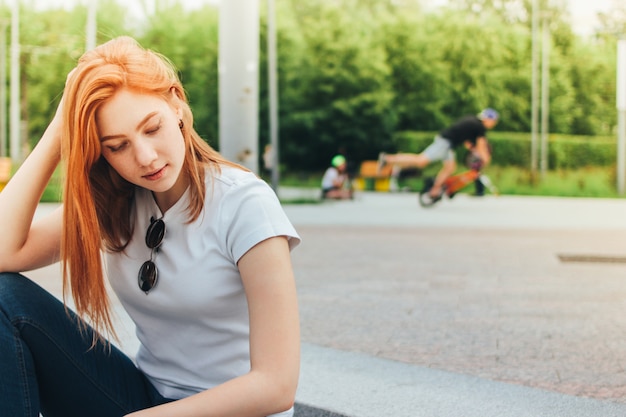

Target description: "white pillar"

left=540, top=14, right=550, bottom=178
left=530, top=0, right=539, bottom=179
left=86, top=0, right=97, bottom=51
left=617, top=39, right=626, bottom=194
left=218, top=0, right=260, bottom=173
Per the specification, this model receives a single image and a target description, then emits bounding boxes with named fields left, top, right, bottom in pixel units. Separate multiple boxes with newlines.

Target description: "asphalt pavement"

left=30, top=190, right=626, bottom=416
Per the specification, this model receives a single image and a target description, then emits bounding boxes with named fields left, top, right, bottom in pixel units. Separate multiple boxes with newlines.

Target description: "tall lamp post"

left=267, top=0, right=279, bottom=192
left=540, top=11, right=550, bottom=178
left=530, top=0, right=539, bottom=180
left=9, top=0, right=19, bottom=162
left=0, top=20, right=8, bottom=157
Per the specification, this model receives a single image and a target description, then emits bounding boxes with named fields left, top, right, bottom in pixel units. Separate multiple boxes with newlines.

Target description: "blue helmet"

left=479, top=108, right=499, bottom=120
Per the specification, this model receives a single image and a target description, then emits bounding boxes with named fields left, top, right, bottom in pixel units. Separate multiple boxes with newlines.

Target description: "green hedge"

left=392, top=131, right=617, bottom=169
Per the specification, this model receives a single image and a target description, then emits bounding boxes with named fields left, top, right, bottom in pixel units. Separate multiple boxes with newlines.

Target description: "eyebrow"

left=99, top=111, right=160, bottom=142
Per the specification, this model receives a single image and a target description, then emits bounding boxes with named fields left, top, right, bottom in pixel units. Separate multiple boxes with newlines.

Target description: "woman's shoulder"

left=209, top=165, right=275, bottom=201
left=212, top=165, right=258, bottom=185
left=208, top=165, right=261, bottom=190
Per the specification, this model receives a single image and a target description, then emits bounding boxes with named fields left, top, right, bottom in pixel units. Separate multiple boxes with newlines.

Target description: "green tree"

left=566, top=38, right=617, bottom=136
left=138, top=2, right=220, bottom=147
left=279, top=0, right=396, bottom=170
left=381, top=12, right=452, bottom=132
left=382, top=8, right=534, bottom=133
left=19, top=2, right=127, bottom=150
left=7, top=0, right=622, bottom=174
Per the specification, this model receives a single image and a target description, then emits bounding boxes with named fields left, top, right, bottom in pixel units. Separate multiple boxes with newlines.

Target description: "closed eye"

left=146, top=123, right=161, bottom=135
left=107, top=142, right=128, bottom=152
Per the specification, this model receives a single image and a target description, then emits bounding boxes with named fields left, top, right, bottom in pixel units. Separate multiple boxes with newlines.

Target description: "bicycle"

left=418, top=155, right=497, bottom=208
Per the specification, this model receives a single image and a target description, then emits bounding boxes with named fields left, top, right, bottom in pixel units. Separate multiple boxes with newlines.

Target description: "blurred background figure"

left=321, top=154, right=354, bottom=200
left=379, top=108, right=498, bottom=199
left=263, top=144, right=274, bottom=176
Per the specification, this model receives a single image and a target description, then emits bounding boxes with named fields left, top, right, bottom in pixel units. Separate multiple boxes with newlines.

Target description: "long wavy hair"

left=61, top=36, right=241, bottom=342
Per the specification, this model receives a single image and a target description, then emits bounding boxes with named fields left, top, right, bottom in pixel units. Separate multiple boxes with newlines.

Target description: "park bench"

left=353, top=160, right=394, bottom=192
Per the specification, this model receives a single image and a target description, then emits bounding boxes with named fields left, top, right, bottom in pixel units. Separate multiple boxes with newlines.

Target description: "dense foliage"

left=1, top=0, right=624, bottom=173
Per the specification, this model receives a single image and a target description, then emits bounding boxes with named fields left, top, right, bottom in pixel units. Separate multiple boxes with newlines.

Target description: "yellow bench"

left=0, top=157, right=12, bottom=192
left=353, top=160, right=393, bottom=192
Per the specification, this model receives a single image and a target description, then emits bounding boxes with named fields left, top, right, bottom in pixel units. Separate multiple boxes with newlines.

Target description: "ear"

left=169, top=87, right=183, bottom=119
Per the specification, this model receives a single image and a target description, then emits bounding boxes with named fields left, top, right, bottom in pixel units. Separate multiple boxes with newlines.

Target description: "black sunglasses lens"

left=140, top=218, right=165, bottom=294
left=138, top=260, right=158, bottom=293
left=146, top=218, right=165, bottom=249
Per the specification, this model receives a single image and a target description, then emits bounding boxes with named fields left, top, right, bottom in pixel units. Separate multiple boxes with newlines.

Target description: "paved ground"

left=30, top=190, right=626, bottom=416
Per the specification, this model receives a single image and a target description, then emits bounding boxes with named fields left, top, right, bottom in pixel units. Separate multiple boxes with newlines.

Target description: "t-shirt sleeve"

left=476, top=123, right=487, bottom=140
left=321, top=167, right=338, bottom=189
left=219, top=176, right=301, bottom=263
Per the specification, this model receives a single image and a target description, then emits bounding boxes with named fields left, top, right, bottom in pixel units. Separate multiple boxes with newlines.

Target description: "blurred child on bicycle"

left=378, top=108, right=499, bottom=198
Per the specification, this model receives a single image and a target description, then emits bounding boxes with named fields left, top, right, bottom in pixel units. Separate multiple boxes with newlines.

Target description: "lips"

left=143, top=166, right=165, bottom=181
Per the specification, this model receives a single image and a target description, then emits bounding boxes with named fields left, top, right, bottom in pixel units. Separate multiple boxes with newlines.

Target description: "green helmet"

left=331, top=155, right=346, bottom=167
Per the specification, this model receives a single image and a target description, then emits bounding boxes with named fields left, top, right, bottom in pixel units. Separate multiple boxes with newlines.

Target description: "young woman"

left=0, top=36, right=301, bottom=417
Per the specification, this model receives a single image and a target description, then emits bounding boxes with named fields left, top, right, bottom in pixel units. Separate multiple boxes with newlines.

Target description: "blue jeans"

left=0, top=272, right=171, bottom=417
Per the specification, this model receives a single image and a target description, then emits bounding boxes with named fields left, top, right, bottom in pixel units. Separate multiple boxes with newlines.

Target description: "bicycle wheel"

left=418, top=191, right=441, bottom=207
left=418, top=177, right=440, bottom=208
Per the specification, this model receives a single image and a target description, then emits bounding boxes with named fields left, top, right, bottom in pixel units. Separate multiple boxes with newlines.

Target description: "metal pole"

left=530, top=0, right=539, bottom=180
left=9, top=0, right=19, bottom=162
left=617, top=39, right=626, bottom=195
left=86, top=0, right=97, bottom=51
left=0, top=21, right=7, bottom=157
left=540, top=14, right=550, bottom=177
left=267, top=0, right=279, bottom=192
left=218, top=0, right=260, bottom=173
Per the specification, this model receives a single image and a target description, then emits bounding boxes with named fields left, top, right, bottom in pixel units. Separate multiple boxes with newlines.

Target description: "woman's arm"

left=126, top=235, right=300, bottom=417
left=0, top=110, right=63, bottom=272
left=332, top=173, right=347, bottom=188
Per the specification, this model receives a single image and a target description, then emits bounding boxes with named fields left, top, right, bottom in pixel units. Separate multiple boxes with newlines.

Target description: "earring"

left=179, top=119, right=184, bottom=130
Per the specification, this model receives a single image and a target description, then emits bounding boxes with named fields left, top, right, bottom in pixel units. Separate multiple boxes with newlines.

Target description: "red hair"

left=61, top=36, right=241, bottom=343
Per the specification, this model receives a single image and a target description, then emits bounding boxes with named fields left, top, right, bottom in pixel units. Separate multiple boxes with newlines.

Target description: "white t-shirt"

left=321, top=166, right=345, bottom=190
left=105, top=166, right=300, bottom=412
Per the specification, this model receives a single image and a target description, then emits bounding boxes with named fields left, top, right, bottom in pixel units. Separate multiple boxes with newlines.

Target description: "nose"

left=134, top=137, right=158, bottom=167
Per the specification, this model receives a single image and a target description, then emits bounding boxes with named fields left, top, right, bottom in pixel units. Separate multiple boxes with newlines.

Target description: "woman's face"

left=96, top=88, right=188, bottom=207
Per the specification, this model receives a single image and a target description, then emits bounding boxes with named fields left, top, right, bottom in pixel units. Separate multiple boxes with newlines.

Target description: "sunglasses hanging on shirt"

left=138, top=217, right=165, bottom=294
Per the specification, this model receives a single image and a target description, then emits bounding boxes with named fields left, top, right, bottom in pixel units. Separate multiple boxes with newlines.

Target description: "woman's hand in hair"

left=52, top=68, right=76, bottom=125
left=46, top=68, right=77, bottom=155
left=0, top=71, right=73, bottom=272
